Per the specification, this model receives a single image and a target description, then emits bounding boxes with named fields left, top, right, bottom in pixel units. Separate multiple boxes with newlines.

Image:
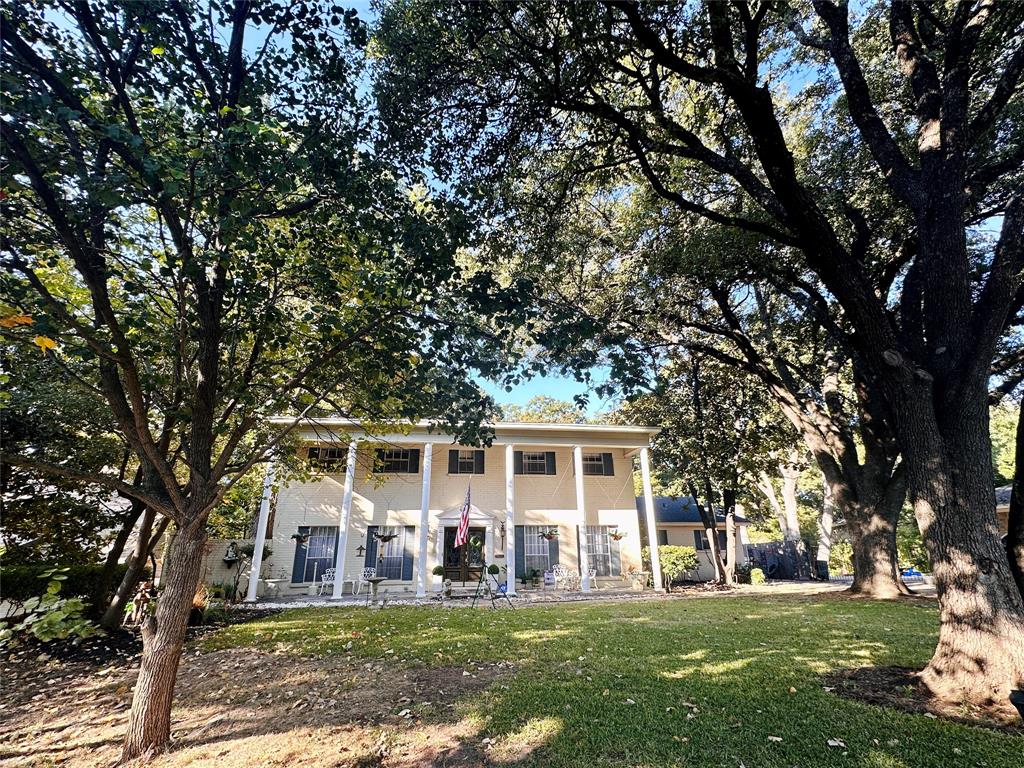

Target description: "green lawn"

left=205, top=594, right=1020, bottom=767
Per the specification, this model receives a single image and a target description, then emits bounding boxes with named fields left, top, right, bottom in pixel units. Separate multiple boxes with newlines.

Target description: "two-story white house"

left=244, top=419, right=665, bottom=599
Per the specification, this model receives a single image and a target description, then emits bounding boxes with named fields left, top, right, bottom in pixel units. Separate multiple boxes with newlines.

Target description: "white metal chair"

left=356, top=567, right=376, bottom=595
left=551, top=564, right=572, bottom=589
left=317, top=567, right=336, bottom=596
left=586, top=569, right=598, bottom=589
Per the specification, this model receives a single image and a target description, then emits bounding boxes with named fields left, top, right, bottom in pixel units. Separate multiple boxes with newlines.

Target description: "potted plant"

left=432, top=565, right=445, bottom=577
left=530, top=569, right=540, bottom=587
left=374, top=530, right=398, bottom=543
left=291, top=532, right=309, bottom=544
left=538, top=528, right=558, bottom=541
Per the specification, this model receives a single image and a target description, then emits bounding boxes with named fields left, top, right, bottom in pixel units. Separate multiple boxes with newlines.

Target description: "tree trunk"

left=102, top=509, right=168, bottom=630
left=815, top=475, right=835, bottom=579
left=120, top=521, right=207, bottom=761
left=905, top=398, right=1024, bottom=704
left=1007, top=403, right=1023, bottom=601
left=846, top=502, right=908, bottom=599
left=90, top=500, right=145, bottom=619
left=724, top=506, right=736, bottom=585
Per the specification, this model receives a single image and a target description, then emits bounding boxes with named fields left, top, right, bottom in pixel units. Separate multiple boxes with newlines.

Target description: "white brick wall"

left=270, top=444, right=645, bottom=592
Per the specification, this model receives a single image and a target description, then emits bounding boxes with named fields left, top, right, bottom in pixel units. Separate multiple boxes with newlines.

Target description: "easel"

left=470, top=563, right=516, bottom=609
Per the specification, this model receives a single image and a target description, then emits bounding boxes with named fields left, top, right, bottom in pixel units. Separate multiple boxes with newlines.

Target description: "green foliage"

left=500, top=396, right=588, bottom=424
left=0, top=563, right=134, bottom=603
left=829, top=540, right=854, bottom=575
left=896, top=507, right=930, bottom=572
left=643, top=545, right=698, bottom=584
left=432, top=565, right=445, bottom=576
left=990, top=402, right=1020, bottom=484
left=207, top=469, right=265, bottom=539
left=0, top=568, right=98, bottom=647
left=749, top=568, right=766, bottom=585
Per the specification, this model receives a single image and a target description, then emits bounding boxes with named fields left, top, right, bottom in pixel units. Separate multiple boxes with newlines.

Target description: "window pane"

left=523, top=525, right=550, bottom=574
left=458, top=449, right=476, bottom=474
left=584, top=525, right=612, bottom=576
left=581, top=453, right=605, bottom=475
left=377, top=449, right=411, bottom=473
left=375, top=527, right=405, bottom=579
left=304, top=525, right=336, bottom=582
left=523, top=452, right=547, bottom=474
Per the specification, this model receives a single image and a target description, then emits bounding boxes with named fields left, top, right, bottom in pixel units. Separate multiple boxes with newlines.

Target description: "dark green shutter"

left=658, top=529, right=668, bottom=546
left=514, top=525, right=525, bottom=579
left=601, top=452, right=614, bottom=476
left=408, top=449, right=420, bottom=474
left=448, top=449, right=459, bottom=474
left=514, top=451, right=524, bottom=474
left=365, top=526, right=379, bottom=567
left=694, top=530, right=704, bottom=550
left=401, top=526, right=415, bottom=580
left=576, top=525, right=583, bottom=570
left=610, top=534, right=621, bottom=575
left=717, top=530, right=727, bottom=552
left=373, top=449, right=384, bottom=472
left=474, top=450, right=485, bottom=474
left=545, top=451, right=556, bottom=475
left=548, top=534, right=559, bottom=566
left=291, top=525, right=310, bottom=583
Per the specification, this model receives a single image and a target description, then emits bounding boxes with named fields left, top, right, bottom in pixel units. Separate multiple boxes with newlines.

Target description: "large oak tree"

left=374, top=0, right=1024, bottom=703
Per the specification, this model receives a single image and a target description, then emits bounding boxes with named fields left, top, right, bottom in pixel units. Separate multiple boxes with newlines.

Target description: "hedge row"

left=0, top=563, right=140, bottom=602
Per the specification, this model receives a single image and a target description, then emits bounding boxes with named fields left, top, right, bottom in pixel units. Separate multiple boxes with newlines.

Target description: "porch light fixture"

left=356, top=544, right=366, bottom=557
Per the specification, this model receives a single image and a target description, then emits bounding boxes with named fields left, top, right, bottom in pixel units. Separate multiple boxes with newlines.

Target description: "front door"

left=443, top=526, right=485, bottom=583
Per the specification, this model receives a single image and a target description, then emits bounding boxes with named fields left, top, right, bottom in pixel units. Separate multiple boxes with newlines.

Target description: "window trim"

left=374, top=447, right=417, bottom=474
left=306, top=445, right=347, bottom=470
left=521, top=451, right=548, bottom=475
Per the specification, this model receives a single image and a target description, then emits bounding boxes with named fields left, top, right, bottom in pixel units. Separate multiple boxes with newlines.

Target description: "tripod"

left=470, top=564, right=516, bottom=609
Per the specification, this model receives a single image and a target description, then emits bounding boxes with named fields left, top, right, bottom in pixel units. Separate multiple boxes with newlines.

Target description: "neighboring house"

left=246, top=420, right=665, bottom=598
left=636, top=496, right=750, bottom=582
left=996, top=484, right=1011, bottom=534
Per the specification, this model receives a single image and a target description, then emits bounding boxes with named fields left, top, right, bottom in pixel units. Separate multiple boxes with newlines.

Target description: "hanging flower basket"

left=538, top=528, right=559, bottom=541
left=610, top=530, right=627, bottom=541
left=291, top=532, right=309, bottom=544
left=374, top=531, right=398, bottom=543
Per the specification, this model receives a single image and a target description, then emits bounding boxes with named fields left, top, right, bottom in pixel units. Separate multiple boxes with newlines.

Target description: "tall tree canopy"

left=374, top=0, right=1024, bottom=703
left=0, top=1, right=540, bottom=757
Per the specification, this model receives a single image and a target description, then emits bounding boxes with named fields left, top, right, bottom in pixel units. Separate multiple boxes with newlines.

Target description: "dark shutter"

left=408, top=449, right=420, bottom=474
left=657, top=529, right=668, bottom=546
left=474, top=450, right=485, bottom=474
left=514, top=525, right=525, bottom=579
left=365, top=525, right=379, bottom=568
left=307, top=447, right=320, bottom=462
left=601, top=452, right=614, bottom=476
left=694, top=530, right=704, bottom=550
left=576, top=525, right=583, bottom=570
left=548, top=534, right=560, bottom=566
left=448, top=450, right=459, bottom=474
left=545, top=451, right=556, bottom=475
left=717, top=530, right=728, bottom=552
left=401, top=526, right=415, bottom=580
left=373, top=449, right=385, bottom=472
left=514, top=450, right=524, bottom=475
left=291, top=525, right=310, bottom=583
left=610, top=535, right=621, bottom=576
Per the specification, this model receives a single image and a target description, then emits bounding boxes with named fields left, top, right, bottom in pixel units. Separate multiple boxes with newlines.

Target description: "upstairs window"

left=522, top=451, right=548, bottom=474
left=373, top=448, right=420, bottom=474
left=307, top=446, right=346, bottom=470
left=448, top=449, right=485, bottom=474
left=581, top=452, right=614, bottom=476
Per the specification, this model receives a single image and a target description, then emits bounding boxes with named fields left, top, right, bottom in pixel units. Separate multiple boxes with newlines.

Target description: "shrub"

left=432, top=565, right=445, bottom=576
left=0, top=563, right=140, bottom=604
left=734, top=563, right=753, bottom=584
left=750, top=568, right=766, bottom=585
left=0, top=568, right=98, bottom=647
left=643, top=545, right=699, bottom=588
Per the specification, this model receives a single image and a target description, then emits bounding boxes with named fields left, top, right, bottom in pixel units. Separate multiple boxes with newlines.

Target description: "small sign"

left=543, top=571, right=556, bottom=586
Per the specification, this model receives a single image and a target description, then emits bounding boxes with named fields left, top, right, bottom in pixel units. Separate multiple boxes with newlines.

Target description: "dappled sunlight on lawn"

left=488, top=716, right=564, bottom=763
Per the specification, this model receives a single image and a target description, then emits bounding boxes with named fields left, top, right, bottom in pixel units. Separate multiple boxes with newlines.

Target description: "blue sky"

left=476, top=369, right=625, bottom=416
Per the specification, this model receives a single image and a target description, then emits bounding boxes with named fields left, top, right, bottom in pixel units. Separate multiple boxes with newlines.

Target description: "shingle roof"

left=636, top=496, right=749, bottom=525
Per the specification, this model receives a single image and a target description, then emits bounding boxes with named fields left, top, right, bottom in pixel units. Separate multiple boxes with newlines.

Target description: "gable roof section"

left=636, top=495, right=749, bottom=526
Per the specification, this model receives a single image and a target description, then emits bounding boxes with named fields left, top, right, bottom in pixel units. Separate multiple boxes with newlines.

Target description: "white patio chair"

left=317, top=567, right=336, bottom=596
left=356, top=567, right=376, bottom=595
left=551, top=564, right=571, bottom=589
left=586, top=569, right=598, bottom=589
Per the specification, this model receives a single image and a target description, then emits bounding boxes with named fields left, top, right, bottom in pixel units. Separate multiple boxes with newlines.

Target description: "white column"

left=640, top=447, right=664, bottom=591
left=573, top=445, right=591, bottom=592
left=505, top=443, right=516, bottom=596
left=416, top=444, right=433, bottom=598
left=331, top=440, right=359, bottom=599
left=245, top=464, right=275, bottom=603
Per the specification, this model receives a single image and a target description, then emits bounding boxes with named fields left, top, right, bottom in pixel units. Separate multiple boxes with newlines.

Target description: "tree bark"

left=904, top=393, right=1024, bottom=704
left=815, top=475, right=835, bottom=579
left=102, top=508, right=168, bottom=630
left=724, top=500, right=736, bottom=586
left=1007, top=402, right=1023, bottom=601
left=120, top=521, right=207, bottom=762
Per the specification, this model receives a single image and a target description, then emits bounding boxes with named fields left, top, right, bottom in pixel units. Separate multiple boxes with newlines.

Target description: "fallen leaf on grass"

left=827, top=738, right=846, bottom=748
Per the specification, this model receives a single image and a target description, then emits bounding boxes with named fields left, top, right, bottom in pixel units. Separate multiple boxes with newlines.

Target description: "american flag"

left=455, top=484, right=471, bottom=547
